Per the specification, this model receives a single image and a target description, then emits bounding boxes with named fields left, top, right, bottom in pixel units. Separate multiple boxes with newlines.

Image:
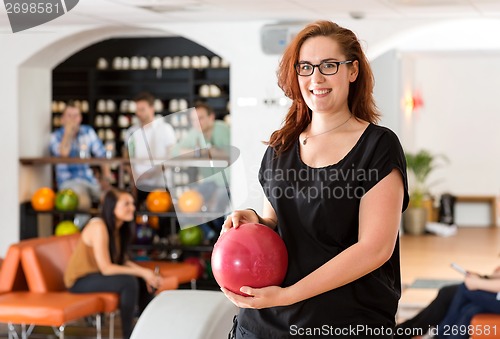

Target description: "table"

left=455, top=195, right=497, bottom=227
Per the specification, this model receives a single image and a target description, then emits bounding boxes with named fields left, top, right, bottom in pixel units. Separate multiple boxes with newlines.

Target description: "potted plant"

left=404, top=150, right=448, bottom=235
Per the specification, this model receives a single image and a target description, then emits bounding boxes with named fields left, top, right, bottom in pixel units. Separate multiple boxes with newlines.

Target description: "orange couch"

left=0, top=233, right=197, bottom=338
left=0, top=236, right=105, bottom=338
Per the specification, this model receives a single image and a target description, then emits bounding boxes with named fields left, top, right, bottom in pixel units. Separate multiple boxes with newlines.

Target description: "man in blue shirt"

left=50, top=103, right=112, bottom=213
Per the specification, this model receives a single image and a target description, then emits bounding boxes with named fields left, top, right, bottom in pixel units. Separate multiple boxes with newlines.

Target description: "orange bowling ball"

left=146, top=190, right=172, bottom=213
left=178, top=190, right=204, bottom=213
left=31, top=187, right=55, bottom=211
left=148, top=216, right=160, bottom=230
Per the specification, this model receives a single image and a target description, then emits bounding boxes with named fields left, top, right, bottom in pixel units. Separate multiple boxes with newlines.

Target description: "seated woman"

left=396, top=267, right=500, bottom=339
left=64, top=188, right=163, bottom=339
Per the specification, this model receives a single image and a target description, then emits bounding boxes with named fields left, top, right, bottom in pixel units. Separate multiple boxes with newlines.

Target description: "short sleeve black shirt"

left=238, top=124, right=409, bottom=338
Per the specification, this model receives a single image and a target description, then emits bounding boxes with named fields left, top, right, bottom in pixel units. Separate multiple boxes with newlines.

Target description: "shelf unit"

left=51, top=37, right=230, bottom=171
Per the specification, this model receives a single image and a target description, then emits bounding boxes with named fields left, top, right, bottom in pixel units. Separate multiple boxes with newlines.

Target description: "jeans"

left=395, top=284, right=459, bottom=338
left=436, top=283, right=500, bottom=339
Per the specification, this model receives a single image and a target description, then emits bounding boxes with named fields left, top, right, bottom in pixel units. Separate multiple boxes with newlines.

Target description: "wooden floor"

left=0, top=227, right=498, bottom=338
left=399, top=226, right=500, bottom=320
left=401, top=227, right=500, bottom=284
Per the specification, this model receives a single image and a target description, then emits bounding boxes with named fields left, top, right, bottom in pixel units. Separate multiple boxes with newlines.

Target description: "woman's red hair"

left=269, top=20, right=380, bottom=155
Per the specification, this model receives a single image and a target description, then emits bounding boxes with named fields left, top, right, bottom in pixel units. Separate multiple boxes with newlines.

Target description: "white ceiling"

left=3, top=0, right=500, bottom=29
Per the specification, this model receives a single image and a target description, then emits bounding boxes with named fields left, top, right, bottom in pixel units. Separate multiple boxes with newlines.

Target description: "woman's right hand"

left=143, top=268, right=160, bottom=293
left=221, top=209, right=260, bottom=235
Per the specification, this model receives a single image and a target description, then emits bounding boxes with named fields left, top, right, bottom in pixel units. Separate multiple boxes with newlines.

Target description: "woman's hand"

left=465, top=274, right=483, bottom=290
left=143, top=268, right=161, bottom=293
left=221, top=210, right=260, bottom=234
left=220, top=285, right=292, bottom=309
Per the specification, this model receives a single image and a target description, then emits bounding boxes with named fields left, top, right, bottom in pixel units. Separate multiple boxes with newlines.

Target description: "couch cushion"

left=21, top=234, right=80, bottom=292
left=0, top=244, right=28, bottom=293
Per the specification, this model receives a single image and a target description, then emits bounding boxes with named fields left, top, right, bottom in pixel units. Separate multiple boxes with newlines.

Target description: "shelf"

left=47, top=37, right=231, bottom=247
left=95, top=80, right=189, bottom=86
left=19, top=156, right=127, bottom=166
left=53, top=81, right=90, bottom=86
left=137, top=211, right=226, bottom=219
left=25, top=208, right=100, bottom=216
left=51, top=37, right=230, bottom=164
left=130, top=244, right=214, bottom=252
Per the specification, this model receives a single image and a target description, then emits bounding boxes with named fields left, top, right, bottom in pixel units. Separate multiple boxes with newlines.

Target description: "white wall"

left=0, top=29, right=77, bottom=254
left=410, top=54, right=500, bottom=197
left=372, top=50, right=401, bottom=134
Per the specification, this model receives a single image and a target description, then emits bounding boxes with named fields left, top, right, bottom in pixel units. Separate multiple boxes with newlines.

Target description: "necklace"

left=302, top=114, right=352, bottom=145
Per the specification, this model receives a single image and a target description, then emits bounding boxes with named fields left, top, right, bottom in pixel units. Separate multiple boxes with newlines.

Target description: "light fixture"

left=403, top=90, right=424, bottom=115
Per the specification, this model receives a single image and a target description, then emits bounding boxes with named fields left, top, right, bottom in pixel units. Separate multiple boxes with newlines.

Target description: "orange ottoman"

left=470, top=314, right=500, bottom=339
left=0, top=291, right=103, bottom=338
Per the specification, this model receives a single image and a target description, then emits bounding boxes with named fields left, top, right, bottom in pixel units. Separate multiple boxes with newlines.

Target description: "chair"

left=20, top=234, right=119, bottom=339
left=130, top=290, right=238, bottom=339
left=0, top=239, right=104, bottom=339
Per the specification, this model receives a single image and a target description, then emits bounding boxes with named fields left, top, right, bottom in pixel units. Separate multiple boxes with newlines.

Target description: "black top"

left=239, top=124, right=409, bottom=338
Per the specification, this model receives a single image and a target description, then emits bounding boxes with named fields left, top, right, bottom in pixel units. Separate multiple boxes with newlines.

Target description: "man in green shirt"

left=172, top=103, right=231, bottom=214
left=175, top=102, right=230, bottom=157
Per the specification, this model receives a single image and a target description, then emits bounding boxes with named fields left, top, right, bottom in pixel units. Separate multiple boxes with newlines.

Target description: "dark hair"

left=101, top=189, right=134, bottom=264
left=63, top=101, right=80, bottom=114
left=270, top=20, right=380, bottom=154
left=134, top=92, right=155, bottom=107
left=194, top=102, right=215, bottom=116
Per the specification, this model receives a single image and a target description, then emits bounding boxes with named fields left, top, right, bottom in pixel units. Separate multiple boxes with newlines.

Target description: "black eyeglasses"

left=295, top=60, right=353, bottom=76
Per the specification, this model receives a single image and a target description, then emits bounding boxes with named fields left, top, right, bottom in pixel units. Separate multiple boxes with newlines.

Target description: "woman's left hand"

left=220, top=285, right=291, bottom=309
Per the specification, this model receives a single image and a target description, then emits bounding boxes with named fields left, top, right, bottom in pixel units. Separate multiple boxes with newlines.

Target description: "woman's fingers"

left=220, top=210, right=260, bottom=237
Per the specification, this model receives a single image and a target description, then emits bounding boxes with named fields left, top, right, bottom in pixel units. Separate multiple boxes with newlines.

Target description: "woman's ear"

left=349, top=60, right=359, bottom=82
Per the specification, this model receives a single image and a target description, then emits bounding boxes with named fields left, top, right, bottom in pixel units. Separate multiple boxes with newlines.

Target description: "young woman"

left=64, top=189, right=162, bottom=339
left=221, top=20, right=409, bottom=338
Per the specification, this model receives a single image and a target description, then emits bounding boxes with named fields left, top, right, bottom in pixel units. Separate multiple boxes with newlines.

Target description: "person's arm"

left=58, top=123, right=78, bottom=157
left=207, top=121, right=230, bottom=158
left=86, top=127, right=113, bottom=183
left=465, top=275, right=500, bottom=293
left=171, top=130, right=198, bottom=157
left=489, top=266, right=500, bottom=279
left=222, top=169, right=404, bottom=308
left=86, top=220, right=157, bottom=287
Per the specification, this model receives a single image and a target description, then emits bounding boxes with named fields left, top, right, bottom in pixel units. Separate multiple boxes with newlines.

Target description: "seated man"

left=50, top=103, right=112, bottom=219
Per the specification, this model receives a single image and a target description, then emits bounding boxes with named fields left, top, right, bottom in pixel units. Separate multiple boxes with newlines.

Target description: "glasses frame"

left=295, top=60, right=353, bottom=76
